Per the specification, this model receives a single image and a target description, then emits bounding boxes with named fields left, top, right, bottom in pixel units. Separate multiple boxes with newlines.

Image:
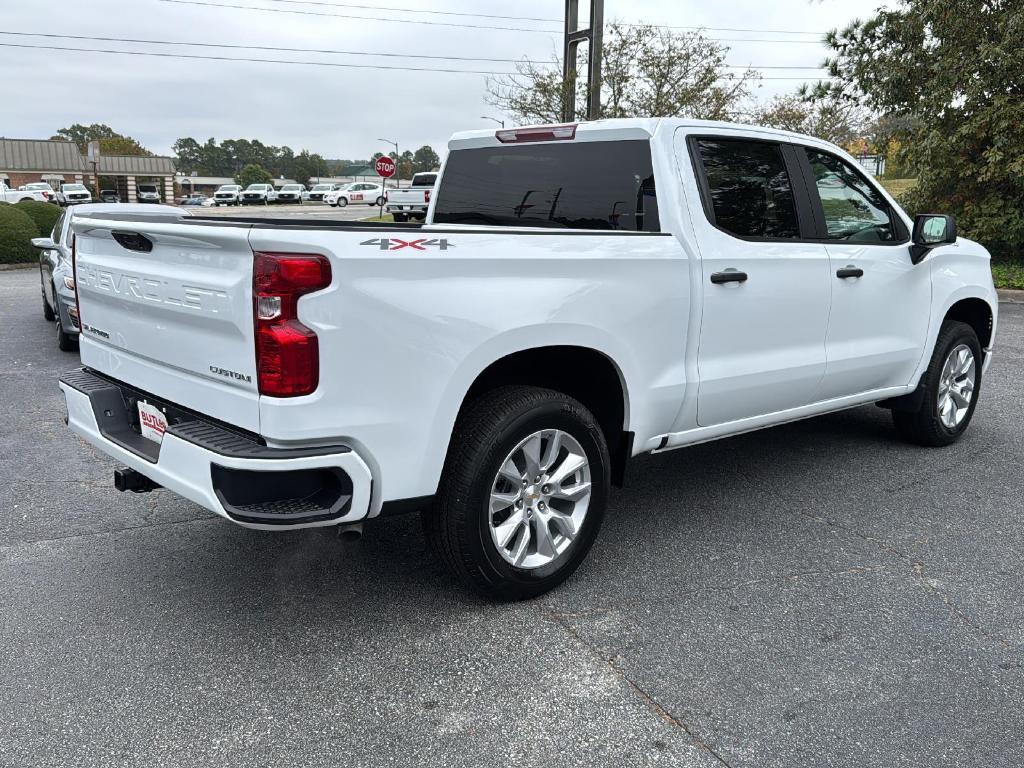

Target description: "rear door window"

left=693, top=138, right=801, bottom=240
left=433, top=140, right=659, bottom=231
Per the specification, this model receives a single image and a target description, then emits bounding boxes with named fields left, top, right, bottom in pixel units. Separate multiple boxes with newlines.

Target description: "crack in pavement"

left=792, top=508, right=1016, bottom=650
left=541, top=607, right=735, bottom=768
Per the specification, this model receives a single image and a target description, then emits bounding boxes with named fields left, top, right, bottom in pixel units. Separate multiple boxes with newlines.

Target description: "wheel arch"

left=943, top=296, right=993, bottom=350
left=449, top=344, right=633, bottom=486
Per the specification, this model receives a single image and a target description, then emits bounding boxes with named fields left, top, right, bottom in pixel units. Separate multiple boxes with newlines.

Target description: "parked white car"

left=240, top=183, right=277, bottom=205
left=326, top=182, right=385, bottom=207
left=59, top=118, right=997, bottom=600
left=1, top=181, right=52, bottom=203
left=213, top=184, right=242, bottom=206
left=60, top=183, right=92, bottom=205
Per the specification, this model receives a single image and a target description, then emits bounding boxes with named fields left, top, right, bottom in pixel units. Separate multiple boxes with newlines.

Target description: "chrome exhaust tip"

left=336, top=522, right=363, bottom=541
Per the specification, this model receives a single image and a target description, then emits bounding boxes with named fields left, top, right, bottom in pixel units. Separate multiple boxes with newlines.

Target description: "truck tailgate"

left=71, top=215, right=261, bottom=432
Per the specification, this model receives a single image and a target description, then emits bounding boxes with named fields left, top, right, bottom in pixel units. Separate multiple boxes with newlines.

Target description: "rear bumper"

left=59, top=369, right=373, bottom=530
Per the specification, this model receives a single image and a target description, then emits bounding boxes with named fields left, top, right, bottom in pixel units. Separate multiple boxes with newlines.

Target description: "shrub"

left=16, top=199, right=61, bottom=237
left=0, top=205, right=40, bottom=264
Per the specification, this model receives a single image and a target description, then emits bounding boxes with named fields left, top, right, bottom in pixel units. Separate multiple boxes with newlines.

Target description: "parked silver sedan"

left=33, top=203, right=186, bottom=351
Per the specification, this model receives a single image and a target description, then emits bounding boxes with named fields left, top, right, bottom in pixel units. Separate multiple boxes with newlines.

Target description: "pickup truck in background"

left=276, top=183, right=305, bottom=204
left=240, top=183, right=277, bottom=205
left=60, top=183, right=93, bottom=205
left=60, top=119, right=997, bottom=600
left=18, top=182, right=59, bottom=203
left=213, top=184, right=242, bottom=206
left=385, top=171, right=437, bottom=222
left=1, top=181, right=52, bottom=203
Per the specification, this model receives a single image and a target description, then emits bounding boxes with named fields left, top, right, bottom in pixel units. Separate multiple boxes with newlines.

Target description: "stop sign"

left=375, top=156, right=396, bottom=178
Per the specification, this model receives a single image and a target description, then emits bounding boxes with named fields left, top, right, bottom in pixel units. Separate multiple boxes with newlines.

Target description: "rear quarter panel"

left=249, top=226, right=690, bottom=508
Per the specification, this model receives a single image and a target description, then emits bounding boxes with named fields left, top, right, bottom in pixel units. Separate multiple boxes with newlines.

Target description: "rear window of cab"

left=433, top=140, right=659, bottom=232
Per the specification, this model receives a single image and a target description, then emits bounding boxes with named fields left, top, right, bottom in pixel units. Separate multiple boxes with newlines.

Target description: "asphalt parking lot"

left=1, top=266, right=1021, bottom=767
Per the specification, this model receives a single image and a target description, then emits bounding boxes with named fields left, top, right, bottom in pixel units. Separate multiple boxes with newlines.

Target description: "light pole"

left=481, top=116, right=506, bottom=128
left=378, top=138, right=399, bottom=187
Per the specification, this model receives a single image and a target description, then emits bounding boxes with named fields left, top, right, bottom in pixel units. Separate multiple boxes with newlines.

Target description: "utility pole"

left=562, top=0, right=604, bottom=123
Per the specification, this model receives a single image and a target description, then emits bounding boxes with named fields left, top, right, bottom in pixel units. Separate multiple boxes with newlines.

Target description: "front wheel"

left=424, top=385, right=609, bottom=600
left=892, top=320, right=982, bottom=446
left=56, top=314, right=78, bottom=352
left=42, top=279, right=55, bottom=321
left=337, top=198, right=348, bottom=207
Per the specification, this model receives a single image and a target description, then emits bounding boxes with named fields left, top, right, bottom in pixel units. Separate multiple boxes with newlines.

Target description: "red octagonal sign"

left=375, top=156, right=396, bottom=178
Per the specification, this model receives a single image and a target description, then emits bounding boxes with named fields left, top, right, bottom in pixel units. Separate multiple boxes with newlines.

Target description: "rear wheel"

left=374, top=196, right=386, bottom=206
left=393, top=212, right=409, bottom=223
left=424, top=385, right=609, bottom=600
left=892, top=320, right=982, bottom=446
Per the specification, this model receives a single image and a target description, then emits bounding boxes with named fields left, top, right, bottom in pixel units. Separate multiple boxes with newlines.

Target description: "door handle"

left=710, top=270, right=748, bottom=285
left=836, top=266, right=864, bottom=279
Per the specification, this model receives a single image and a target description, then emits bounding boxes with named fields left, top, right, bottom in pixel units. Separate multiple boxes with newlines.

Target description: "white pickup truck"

left=385, top=171, right=437, bottom=222
left=59, top=119, right=997, bottom=600
left=1, top=181, right=52, bottom=203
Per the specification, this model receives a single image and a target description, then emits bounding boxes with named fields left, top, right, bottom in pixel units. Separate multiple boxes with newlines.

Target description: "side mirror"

left=910, top=214, right=957, bottom=264
left=31, top=237, right=56, bottom=251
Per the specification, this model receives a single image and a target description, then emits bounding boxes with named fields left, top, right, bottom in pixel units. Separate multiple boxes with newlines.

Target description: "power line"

left=0, top=30, right=522, bottom=62
left=156, top=0, right=563, bottom=33
left=155, top=0, right=829, bottom=42
left=244, top=0, right=829, bottom=35
left=0, top=31, right=829, bottom=69
left=0, top=40, right=836, bottom=79
left=0, top=42, right=513, bottom=73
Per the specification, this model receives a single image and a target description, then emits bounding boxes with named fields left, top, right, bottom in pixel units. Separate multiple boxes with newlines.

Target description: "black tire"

left=42, top=280, right=55, bottom=321
left=337, top=198, right=348, bottom=207
left=393, top=213, right=409, bottom=223
left=424, top=385, right=610, bottom=600
left=892, top=320, right=982, bottom=447
left=56, top=315, right=78, bottom=352
left=374, top=196, right=386, bottom=206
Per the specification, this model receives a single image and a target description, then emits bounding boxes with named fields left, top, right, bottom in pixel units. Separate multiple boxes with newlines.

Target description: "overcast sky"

left=1, top=0, right=883, bottom=160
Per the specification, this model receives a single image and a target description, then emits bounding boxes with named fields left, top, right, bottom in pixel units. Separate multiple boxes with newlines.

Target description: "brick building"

left=0, top=138, right=175, bottom=202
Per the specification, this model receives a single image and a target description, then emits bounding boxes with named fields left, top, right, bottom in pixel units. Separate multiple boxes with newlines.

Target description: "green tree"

left=486, top=22, right=758, bottom=123
left=411, top=145, right=440, bottom=174
left=235, top=163, right=273, bottom=188
left=809, top=0, right=1024, bottom=259
left=52, top=124, right=151, bottom=156
left=753, top=92, right=868, bottom=146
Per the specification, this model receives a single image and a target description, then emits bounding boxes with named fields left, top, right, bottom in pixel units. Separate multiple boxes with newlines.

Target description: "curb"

left=997, top=289, right=1024, bottom=304
left=0, top=263, right=35, bottom=271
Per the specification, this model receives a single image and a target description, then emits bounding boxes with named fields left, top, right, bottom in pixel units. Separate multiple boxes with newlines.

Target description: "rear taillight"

left=253, top=252, right=332, bottom=397
left=425, top=189, right=431, bottom=204
left=495, top=124, right=577, bottom=143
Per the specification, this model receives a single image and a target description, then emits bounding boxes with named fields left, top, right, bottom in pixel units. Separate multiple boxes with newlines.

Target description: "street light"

left=481, top=116, right=506, bottom=128
left=378, top=138, right=399, bottom=187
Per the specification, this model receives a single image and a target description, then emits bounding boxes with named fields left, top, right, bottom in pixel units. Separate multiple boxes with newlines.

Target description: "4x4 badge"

left=359, top=238, right=454, bottom=251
